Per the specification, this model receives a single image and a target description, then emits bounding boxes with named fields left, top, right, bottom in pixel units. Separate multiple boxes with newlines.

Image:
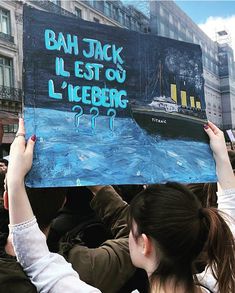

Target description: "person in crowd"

left=0, top=198, right=37, bottom=293
left=126, top=121, right=235, bottom=293
left=59, top=185, right=144, bottom=293
left=0, top=159, right=8, bottom=196
left=6, top=118, right=235, bottom=293
left=186, top=148, right=235, bottom=275
left=0, top=187, right=67, bottom=293
left=51, top=184, right=145, bottom=292
left=6, top=119, right=134, bottom=293
left=0, top=159, right=8, bottom=175
left=47, top=186, right=111, bottom=253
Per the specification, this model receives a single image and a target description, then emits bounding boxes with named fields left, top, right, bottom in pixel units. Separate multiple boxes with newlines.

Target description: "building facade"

left=150, top=0, right=235, bottom=130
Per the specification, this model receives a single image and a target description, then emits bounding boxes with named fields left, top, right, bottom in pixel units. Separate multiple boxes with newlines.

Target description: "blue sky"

left=175, top=1, right=235, bottom=24
left=175, top=0, right=235, bottom=55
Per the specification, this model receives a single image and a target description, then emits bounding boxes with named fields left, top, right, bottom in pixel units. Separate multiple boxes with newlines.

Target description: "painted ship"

left=131, top=61, right=208, bottom=142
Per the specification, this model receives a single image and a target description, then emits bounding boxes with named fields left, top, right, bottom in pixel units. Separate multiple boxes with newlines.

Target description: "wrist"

left=7, top=178, right=25, bottom=194
left=214, top=152, right=230, bottom=165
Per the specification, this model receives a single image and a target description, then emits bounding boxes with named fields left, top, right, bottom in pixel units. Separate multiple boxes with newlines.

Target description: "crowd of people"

left=0, top=118, right=234, bottom=293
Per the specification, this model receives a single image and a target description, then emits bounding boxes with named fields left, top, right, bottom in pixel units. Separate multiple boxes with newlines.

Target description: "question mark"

left=72, top=105, right=83, bottom=127
left=107, top=109, right=116, bottom=131
left=90, top=107, right=99, bottom=130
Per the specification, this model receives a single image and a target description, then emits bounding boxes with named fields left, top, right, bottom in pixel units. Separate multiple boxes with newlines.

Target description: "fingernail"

left=31, top=135, right=36, bottom=142
left=203, top=124, right=209, bottom=129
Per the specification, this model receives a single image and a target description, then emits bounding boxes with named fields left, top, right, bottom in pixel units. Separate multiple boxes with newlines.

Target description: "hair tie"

left=198, top=208, right=204, bottom=219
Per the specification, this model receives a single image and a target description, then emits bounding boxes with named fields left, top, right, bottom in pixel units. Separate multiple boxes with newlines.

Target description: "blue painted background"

left=23, top=6, right=216, bottom=187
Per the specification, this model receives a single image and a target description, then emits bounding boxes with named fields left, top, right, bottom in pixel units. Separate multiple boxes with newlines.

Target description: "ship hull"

left=132, top=107, right=209, bottom=143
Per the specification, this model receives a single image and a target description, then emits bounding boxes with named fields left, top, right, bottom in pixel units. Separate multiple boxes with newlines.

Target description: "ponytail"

left=203, top=208, right=235, bottom=293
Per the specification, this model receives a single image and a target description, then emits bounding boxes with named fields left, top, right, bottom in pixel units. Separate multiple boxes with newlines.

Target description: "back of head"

left=26, top=187, right=67, bottom=230
left=129, top=183, right=206, bottom=267
left=129, top=182, right=235, bottom=293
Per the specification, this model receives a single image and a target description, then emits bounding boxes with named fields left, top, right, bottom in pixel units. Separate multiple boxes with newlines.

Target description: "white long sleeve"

left=197, top=188, right=235, bottom=292
left=9, top=217, right=101, bottom=293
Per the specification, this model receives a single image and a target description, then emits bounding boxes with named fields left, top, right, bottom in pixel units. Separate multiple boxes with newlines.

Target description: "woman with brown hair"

left=5, top=119, right=235, bottom=293
left=128, top=121, right=235, bottom=293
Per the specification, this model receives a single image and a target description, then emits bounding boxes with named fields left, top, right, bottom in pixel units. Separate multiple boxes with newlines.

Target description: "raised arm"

left=197, top=122, right=235, bottom=291
left=88, top=185, right=129, bottom=238
left=7, top=118, right=35, bottom=225
left=7, top=118, right=100, bottom=293
left=204, top=121, right=235, bottom=190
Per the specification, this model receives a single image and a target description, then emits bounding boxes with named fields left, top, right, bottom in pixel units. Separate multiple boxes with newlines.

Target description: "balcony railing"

left=29, top=0, right=77, bottom=18
left=0, top=32, right=14, bottom=43
left=0, top=85, right=22, bottom=102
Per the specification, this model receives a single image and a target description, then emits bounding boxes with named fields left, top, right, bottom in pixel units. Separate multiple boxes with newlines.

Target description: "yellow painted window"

left=171, top=84, right=177, bottom=103
left=196, top=101, right=201, bottom=109
left=190, top=96, right=195, bottom=108
left=181, top=91, right=187, bottom=107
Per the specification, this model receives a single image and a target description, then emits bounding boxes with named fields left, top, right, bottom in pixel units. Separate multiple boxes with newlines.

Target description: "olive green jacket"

left=60, top=186, right=135, bottom=293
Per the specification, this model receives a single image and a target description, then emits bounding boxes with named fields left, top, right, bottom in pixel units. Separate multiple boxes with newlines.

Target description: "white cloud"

left=198, top=15, right=235, bottom=60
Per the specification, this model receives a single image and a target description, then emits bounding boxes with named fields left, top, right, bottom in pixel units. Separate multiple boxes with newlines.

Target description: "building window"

left=0, top=56, right=13, bottom=87
left=75, top=7, right=82, bottom=18
left=126, top=15, right=131, bottom=28
left=93, top=17, right=100, bottom=23
left=104, top=1, right=111, bottom=17
left=49, top=0, right=60, bottom=5
left=160, top=6, right=164, bottom=17
left=169, top=14, right=173, bottom=25
left=113, top=6, right=119, bottom=21
left=181, top=27, right=186, bottom=39
left=0, top=8, right=10, bottom=35
left=119, top=11, right=125, bottom=25
left=136, top=22, right=141, bottom=31
left=160, top=22, right=165, bottom=35
left=177, top=21, right=181, bottom=32
left=3, top=124, right=18, bottom=133
left=169, top=30, right=174, bottom=39
left=186, top=29, right=192, bottom=42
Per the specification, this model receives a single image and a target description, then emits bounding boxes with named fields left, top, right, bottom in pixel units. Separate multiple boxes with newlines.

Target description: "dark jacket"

left=0, top=258, right=37, bottom=293
left=60, top=186, right=136, bottom=293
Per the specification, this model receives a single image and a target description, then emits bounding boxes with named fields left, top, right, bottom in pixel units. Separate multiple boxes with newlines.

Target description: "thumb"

left=25, top=135, right=36, bottom=156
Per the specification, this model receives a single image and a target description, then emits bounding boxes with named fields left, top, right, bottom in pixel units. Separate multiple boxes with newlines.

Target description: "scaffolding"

left=216, top=29, right=232, bottom=46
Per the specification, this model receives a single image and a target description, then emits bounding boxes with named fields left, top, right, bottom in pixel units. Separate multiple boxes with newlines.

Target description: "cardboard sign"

left=23, top=6, right=216, bottom=187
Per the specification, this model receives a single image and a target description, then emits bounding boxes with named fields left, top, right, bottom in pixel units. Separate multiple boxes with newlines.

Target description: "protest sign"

left=23, top=6, right=216, bottom=187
